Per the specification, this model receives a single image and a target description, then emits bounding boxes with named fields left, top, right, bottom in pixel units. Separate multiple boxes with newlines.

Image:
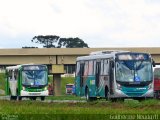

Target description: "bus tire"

left=10, top=96, right=14, bottom=100
left=85, top=88, right=91, bottom=101
left=41, top=96, right=45, bottom=101
left=105, top=88, right=110, bottom=101
left=10, top=96, right=17, bottom=100
left=18, top=96, right=22, bottom=101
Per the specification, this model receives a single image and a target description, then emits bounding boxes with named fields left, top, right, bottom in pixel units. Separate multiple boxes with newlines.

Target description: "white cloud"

left=0, top=0, right=160, bottom=48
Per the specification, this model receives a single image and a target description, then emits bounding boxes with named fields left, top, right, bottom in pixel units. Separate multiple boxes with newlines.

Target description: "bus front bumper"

left=20, top=90, right=48, bottom=96
left=113, top=89, right=154, bottom=98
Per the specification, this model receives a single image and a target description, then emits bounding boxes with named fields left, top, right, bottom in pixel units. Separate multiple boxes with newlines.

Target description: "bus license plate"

left=29, top=93, right=41, bottom=96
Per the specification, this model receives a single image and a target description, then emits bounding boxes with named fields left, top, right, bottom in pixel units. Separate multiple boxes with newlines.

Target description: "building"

left=0, top=48, right=159, bottom=74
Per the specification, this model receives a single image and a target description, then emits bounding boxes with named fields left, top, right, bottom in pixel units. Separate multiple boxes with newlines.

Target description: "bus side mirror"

left=111, top=61, right=114, bottom=68
left=152, top=59, right=155, bottom=67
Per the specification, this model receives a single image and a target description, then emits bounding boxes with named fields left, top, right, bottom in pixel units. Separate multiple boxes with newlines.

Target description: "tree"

left=31, top=35, right=89, bottom=48
left=31, top=35, right=60, bottom=48
left=22, top=46, right=38, bottom=48
left=58, top=37, right=89, bottom=48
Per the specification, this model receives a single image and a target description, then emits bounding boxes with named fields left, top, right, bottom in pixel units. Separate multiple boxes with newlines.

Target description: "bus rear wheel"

left=105, top=89, right=110, bottom=101
left=85, top=88, right=92, bottom=101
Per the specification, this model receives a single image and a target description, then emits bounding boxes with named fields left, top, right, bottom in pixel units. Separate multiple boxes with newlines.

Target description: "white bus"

left=75, top=50, right=154, bottom=101
left=5, top=64, right=48, bottom=100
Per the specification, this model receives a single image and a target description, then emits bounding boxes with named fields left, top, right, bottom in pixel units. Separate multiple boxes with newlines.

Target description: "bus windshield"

left=116, top=60, right=152, bottom=82
left=22, top=66, right=47, bottom=86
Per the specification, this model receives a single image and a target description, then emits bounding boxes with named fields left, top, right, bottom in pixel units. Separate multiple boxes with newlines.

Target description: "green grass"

left=0, top=73, right=160, bottom=119
left=124, top=99, right=160, bottom=108
left=0, top=74, right=160, bottom=119
left=0, top=99, right=160, bottom=120
left=0, top=99, right=160, bottom=114
left=46, top=95, right=85, bottom=100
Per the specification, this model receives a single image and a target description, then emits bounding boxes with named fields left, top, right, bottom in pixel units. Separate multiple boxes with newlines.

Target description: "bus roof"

left=76, top=50, right=151, bottom=61
left=77, top=50, right=129, bottom=61
left=6, top=63, right=34, bottom=71
left=6, top=65, right=22, bottom=70
left=89, top=50, right=129, bottom=55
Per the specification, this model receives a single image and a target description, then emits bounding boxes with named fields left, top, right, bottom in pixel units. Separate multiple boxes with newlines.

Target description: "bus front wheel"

left=18, top=96, right=22, bottom=101
left=105, top=89, right=110, bottom=101
left=10, top=96, right=17, bottom=100
left=41, top=96, right=45, bottom=101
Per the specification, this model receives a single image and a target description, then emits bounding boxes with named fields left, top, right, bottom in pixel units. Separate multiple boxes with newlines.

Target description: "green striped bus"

left=5, top=64, right=48, bottom=100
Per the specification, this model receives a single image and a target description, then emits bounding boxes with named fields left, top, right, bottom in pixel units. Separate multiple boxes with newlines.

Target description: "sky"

left=0, top=0, right=160, bottom=48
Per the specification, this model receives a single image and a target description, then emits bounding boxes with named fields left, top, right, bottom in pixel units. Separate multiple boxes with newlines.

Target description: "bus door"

left=9, top=70, right=17, bottom=96
left=96, top=62, right=101, bottom=92
left=80, top=63, right=85, bottom=95
left=109, top=60, right=114, bottom=94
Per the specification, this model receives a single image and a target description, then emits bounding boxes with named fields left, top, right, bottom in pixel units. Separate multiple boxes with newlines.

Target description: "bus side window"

left=88, top=60, right=93, bottom=75
left=95, top=61, right=101, bottom=87
left=84, top=61, right=89, bottom=76
left=80, top=62, right=85, bottom=76
left=104, top=59, right=109, bottom=75
left=100, top=60, right=104, bottom=75
left=80, top=63, right=85, bottom=87
left=93, top=60, right=96, bottom=75
left=8, top=70, right=12, bottom=81
left=14, top=70, right=18, bottom=81
left=76, top=62, right=80, bottom=76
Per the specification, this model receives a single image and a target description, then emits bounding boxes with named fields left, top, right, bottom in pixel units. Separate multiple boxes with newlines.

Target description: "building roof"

left=0, top=47, right=159, bottom=56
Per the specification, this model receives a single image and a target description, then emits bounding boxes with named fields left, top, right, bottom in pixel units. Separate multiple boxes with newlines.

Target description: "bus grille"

left=125, top=93, right=143, bottom=97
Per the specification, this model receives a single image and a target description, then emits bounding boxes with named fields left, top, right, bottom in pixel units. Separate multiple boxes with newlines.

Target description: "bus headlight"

left=44, top=87, right=48, bottom=90
left=22, top=87, right=25, bottom=90
left=117, top=83, right=122, bottom=90
left=148, top=83, right=153, bottom=90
